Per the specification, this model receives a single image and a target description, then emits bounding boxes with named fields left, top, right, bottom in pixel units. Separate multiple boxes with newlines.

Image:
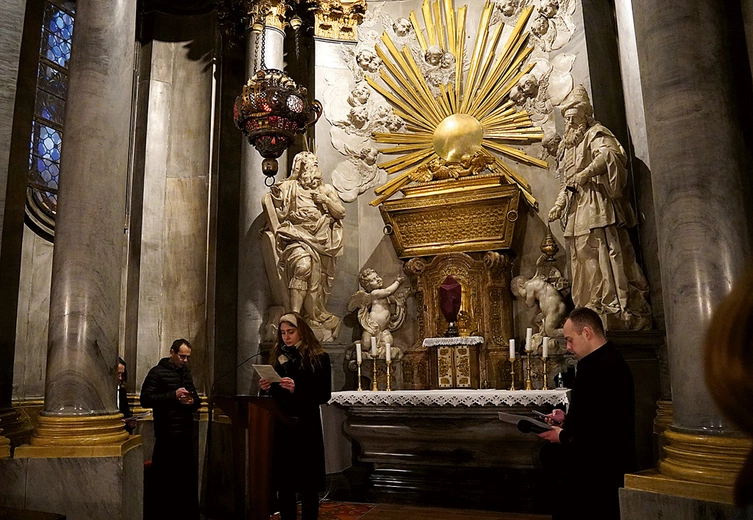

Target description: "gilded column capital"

left=309, top=0, right=366, bottom=41
left=246, top=0, right=288, bottom=30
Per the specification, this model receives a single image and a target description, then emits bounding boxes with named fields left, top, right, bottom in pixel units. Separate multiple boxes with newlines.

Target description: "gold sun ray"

left=422, top=1, right=436, bottom=46
left=369, top=0, right=546, bottom=208
left=473, top=61, right=534, bottom=120
left=409, top=11, right=427, bottom=50
left=444, top=0, right=456, bottom=55
left=471, top=42, right=532, bottom=116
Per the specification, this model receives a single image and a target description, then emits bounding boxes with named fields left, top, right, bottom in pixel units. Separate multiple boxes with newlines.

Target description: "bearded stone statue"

left=547, top=85, right=651, bottom=330
left=262, top=152, right=346, bottom=341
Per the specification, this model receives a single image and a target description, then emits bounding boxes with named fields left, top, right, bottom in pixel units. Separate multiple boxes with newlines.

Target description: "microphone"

left=209, top=351, right=266, bottom=398
left=517, top=419, right=552, bottom=435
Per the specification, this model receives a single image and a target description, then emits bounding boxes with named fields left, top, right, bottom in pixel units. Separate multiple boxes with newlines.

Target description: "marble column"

left=237, top=18, right=288, bottom=392
left=630, top=0, right=753, bottom=486
left=31, top=0, right=137, bottom=444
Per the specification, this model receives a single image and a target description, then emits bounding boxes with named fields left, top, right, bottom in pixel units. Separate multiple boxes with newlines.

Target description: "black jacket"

left=559, top=341, right=637, bottom=478
left=267, top=351, right=332, bottom=492
left=118, top=386, right=134, bottom=434
left=140, top=358, right=201, bottom=440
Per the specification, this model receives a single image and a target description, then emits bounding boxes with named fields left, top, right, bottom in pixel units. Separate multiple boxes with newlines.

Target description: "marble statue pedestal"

left=2, top=437, right=143, bottom=520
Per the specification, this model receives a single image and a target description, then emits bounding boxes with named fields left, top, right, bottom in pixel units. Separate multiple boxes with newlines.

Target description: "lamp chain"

left=295, top=26, right=300, bottom=61
left=260, top=20, right=267, bottom=70
left=253, top=31, right=260, bottom=72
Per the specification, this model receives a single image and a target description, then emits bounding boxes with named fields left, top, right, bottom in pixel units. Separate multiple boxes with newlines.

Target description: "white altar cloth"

left=329, top=389, right=570, bottom=408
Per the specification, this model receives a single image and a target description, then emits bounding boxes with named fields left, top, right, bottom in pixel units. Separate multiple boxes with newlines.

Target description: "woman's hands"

left=280, top=377, right=295, bottom=393
left=259, top=377, right=295, bottom=393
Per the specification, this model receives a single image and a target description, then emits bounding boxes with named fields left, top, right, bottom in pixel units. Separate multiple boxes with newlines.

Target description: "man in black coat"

left=538, top=307, right=636, bottom=520
left=117, top=357, right=136, bottom=434
left=141, top=339, right=201, bottom=520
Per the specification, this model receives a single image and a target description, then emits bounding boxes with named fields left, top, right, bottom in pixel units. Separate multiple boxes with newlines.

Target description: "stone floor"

left=270, top=501, right=551, bottom=520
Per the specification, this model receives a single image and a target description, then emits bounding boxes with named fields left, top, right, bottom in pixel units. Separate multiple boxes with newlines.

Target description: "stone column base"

left=4, top=436, right=143, bottom=520
left=659, top=429, right=752, bottom=486
left=620, top=469, right=736, bottom=520
left=26, top=413, right=130, bottom=447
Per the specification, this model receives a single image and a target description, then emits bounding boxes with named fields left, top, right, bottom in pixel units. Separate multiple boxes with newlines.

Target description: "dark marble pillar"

left=35, top=0, right=137, bottom=442
left=630, top=0, right=753, bottom=486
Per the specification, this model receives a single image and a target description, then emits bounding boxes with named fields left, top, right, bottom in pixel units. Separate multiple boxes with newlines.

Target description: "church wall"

left=12, top=224, right=52, bottom=401
left=133, top=11, right=215, bottom=394
left=613, top=0, right=668, bottom=396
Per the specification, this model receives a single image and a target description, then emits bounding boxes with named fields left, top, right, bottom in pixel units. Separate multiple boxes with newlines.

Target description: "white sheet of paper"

left=252, top=364, right=282, bottom=383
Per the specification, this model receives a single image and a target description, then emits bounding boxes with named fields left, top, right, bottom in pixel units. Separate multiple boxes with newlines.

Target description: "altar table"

left=325, top=389, right=570, bottom=513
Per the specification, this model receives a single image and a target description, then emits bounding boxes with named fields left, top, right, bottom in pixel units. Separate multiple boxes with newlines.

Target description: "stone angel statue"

left=348, top=268, right=408, bottom=360
left=511, top=265, right=570, bottom=340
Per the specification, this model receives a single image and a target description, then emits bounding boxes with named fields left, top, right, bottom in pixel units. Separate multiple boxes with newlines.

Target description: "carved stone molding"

left=309, top=0, right=366, bottom=41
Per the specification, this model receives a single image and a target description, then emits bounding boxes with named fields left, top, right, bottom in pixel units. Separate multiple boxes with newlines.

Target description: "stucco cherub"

left=511, top=270, right=569, bottom=339
left=348, top=268, right=408, bottom=361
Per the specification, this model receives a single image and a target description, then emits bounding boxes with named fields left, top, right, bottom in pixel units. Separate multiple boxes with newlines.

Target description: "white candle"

left=385, top=342, right=391, bottom=362
left=355, top=341, right=362, bottom=363
left=371, top=337, right=377, bottom=358
left=525, top=328, right=533, bottom=351
left=542, top=337, right=549, bottom=358
left=509, top=339, right=516, bottom=359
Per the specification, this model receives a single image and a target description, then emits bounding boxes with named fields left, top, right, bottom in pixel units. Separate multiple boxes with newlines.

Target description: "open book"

left=498, top=411, right=553, bottom=434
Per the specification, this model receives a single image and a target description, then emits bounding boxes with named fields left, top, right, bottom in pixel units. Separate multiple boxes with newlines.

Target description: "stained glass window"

left=27, top=0, right=75, bottom=233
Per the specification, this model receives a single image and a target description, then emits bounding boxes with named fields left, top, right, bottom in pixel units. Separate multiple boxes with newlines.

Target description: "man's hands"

left=538, top=426, right=562, bottom=443
left=537, top=409, right=566, bottom=443
left=175, top=387, right=194, bottom=405
left=545, top=409, right=566, bottom=425
left=259, top=377, right=295, bottom=393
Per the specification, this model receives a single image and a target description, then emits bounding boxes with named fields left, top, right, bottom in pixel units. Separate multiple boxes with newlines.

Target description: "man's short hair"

left=118, top=357, right=127, bottom=382
left=567, top=307, right=605, bottom=336
left=170, top=338, right=191, bottom=353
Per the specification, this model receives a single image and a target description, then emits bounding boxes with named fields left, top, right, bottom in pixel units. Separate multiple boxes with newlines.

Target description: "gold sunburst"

left=366, top=0, right=547, bottom=207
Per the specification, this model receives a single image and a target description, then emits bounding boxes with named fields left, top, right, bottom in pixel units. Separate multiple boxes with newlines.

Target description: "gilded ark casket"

left=379, top=175, right=521, bottom=259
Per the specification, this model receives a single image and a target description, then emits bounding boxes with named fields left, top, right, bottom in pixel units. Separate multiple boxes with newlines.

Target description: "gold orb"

left=432, top=114, right=483, bottom=163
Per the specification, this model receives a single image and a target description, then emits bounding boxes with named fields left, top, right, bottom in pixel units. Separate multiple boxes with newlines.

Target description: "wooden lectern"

left=212, top=396, right=292, bottom=520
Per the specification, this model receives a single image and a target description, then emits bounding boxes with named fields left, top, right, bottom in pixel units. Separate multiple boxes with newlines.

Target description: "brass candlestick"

left=386, top=360, right=392, bottom=392
left=371, top=358, right=379, bottom=391
left=509, top=357, right=517, bottom=391
left=357, top=360, right=363, bottom=391
left=524, top=350, right=533, bottom=390
left=541, top=357, right=549, bottom=390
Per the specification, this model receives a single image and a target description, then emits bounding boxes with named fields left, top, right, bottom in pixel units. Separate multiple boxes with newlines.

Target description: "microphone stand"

left=205, top=351, right=265, bottom=518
